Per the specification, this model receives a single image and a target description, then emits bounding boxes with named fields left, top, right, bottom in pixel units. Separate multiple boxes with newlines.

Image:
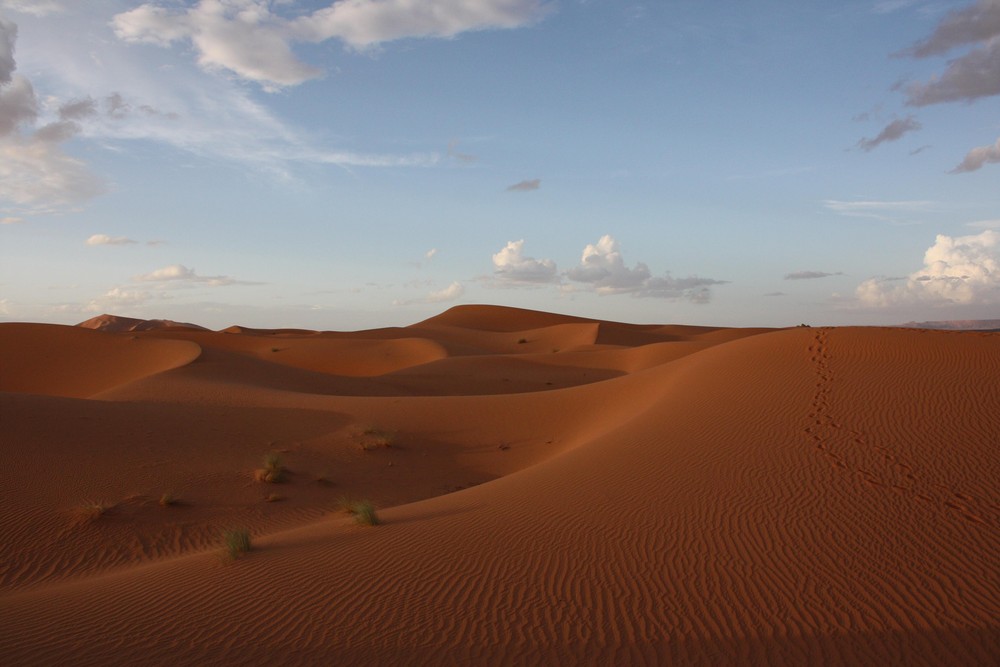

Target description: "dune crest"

left=1, top=309, right=997, bottom=665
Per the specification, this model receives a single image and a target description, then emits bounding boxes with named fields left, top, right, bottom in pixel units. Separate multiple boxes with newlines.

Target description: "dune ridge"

left=0, top=307, right=997, bottom=665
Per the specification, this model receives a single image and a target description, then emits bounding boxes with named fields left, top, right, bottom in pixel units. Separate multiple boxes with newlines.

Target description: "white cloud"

left=112, top=0, right=551, bottom=89
left=856, top=230, right=1000, bottom=306
left=427, top=281, right=464, bottom=302
left=84, top=287, right=153, bottom=313
left=393, top=280, right=465, bottom=306
left=425, top=247, right=438, bottom=260
left=294, top=0, right=552, bottom=50
left=566, top=234, right=650, bottom=293
left=566, top=234, right=726, bottom=301
left=952, top=136, right=1000, bottom=173
left=1, top=215, right=21, bottom=224
left=491, top=239, right=558, bottom=284
left=133, top=263, right=256, bottom=287
left=86, top=233, right=137, bottom=246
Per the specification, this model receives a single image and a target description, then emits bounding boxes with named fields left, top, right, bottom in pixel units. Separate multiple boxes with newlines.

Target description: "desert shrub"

left=76, top=500, right=111, bottom=522
left=223, top=528, right=251, bottom=559
left=350, top=500, right=380, bottom=526
left=357, top=426, right=394, bottom=451
left=255, top=452, right=285, bottom=483
left=159, top=492, right=177, bottom=507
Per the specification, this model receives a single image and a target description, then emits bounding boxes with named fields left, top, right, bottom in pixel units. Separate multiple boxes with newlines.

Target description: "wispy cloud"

left=952, top=137, right=1000, bottom=173
left=823, top=199, right=934, bottom=224
left=506, top=178, right=541, bottom=192
left=112, top=0, right=552, bottom=89
left=394, top=281, right=465, bottom=306
left=856, top=116, right=921, bottom=151
left=133, top=264, right=259, bottom=287
left=890, top=0, right=1000, bottom=172
left=784, top=270, right=844, bottom=280
left=86, top=233, right=137, bottom=246
left=966, top=218, right=1000, bottom=229
left=0, top=17, right=106, bottom=215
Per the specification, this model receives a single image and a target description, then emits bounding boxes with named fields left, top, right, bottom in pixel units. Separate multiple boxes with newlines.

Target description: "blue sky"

left=1, top=0, right=998, bottom=330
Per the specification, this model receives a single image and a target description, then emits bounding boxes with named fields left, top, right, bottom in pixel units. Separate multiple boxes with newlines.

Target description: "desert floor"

left=1, top=305, right=997, bottom=665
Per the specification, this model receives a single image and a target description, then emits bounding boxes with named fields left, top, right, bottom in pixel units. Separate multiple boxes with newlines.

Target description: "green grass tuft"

left=222, top=528, right=251, bottom=559
left=350, top=500, right=380, bottom=526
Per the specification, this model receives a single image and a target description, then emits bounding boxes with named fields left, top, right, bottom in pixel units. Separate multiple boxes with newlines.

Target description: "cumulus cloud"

left=785, top=270, right=844, bottom=280
left=951, top=137, right=1000, bottom=173
left=566, top=235, right=727, bottom=301
left=856, top=230, right=1000, bottom=306
left=506, top=178, right=540, bottom=192
left=86, top=234, right=137, bottom=246
left=566, top=234, right=650, bottom=293
left=112, top=0, right=551, bottom=89
left=133, top=263, right=256, bottom=287
left=856, top=116, right=921, bottom=151
left=492, top=239, right=558, bottom=284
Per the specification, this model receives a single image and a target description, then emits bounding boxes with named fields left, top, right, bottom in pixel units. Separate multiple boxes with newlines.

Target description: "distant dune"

left=1, top=306, right=997, bottom=665
left=898, top=318, right=1000, bottom=331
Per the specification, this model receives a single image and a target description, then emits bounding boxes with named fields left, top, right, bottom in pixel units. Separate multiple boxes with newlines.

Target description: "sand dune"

left=0, top=307, right=997, bottom=665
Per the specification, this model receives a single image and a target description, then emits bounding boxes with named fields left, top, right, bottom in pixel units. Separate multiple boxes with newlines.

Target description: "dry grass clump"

left=222, top=528, right=251, bottom=560
left=254, top=452, right=286, bottom=483
left=159, top=491, right=177, bottom=507
left=75, top=500, right=112, bottom=522
left=356, top=426, right=395, bottom=451
left=264, top=493, right=285, bottom=503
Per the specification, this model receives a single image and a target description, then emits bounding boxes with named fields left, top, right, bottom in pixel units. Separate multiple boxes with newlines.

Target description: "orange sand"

left=0, top=306, right=997, bottom=665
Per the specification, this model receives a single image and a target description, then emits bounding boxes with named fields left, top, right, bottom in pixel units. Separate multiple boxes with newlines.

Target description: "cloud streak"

left=506, top=178, right=540, bottom=192
left=856, top=117, right=921, bottom=151
left=785, top=270, right=844, bottom=280
left=86, top=234, right=137, bottom=246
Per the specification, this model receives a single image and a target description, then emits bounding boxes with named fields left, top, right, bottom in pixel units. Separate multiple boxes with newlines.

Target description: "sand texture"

left=0, top=306, right=997, bottom=665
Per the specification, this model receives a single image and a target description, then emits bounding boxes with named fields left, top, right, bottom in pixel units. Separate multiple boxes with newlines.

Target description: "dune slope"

left=0, top=310, right=996, bottom=665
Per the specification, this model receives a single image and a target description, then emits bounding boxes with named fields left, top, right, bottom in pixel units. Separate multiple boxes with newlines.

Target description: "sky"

left=0, top=0, right=998, bottom=330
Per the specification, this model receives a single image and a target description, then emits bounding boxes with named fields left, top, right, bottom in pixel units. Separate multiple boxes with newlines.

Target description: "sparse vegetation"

left=517, top=338, right=528, bottom=344
left=159, top=491, right=177, bottom=507
left=264, top=493, right=285, bottom=503
left=356, top=426, right=394, bottom=451
left=76, top=500, right=112, bottom=522
left=222, top=528, right=251, bottom=560
left=254, top=452, right=286, bottom=483
left=350, top=500, right=380, bottom=526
